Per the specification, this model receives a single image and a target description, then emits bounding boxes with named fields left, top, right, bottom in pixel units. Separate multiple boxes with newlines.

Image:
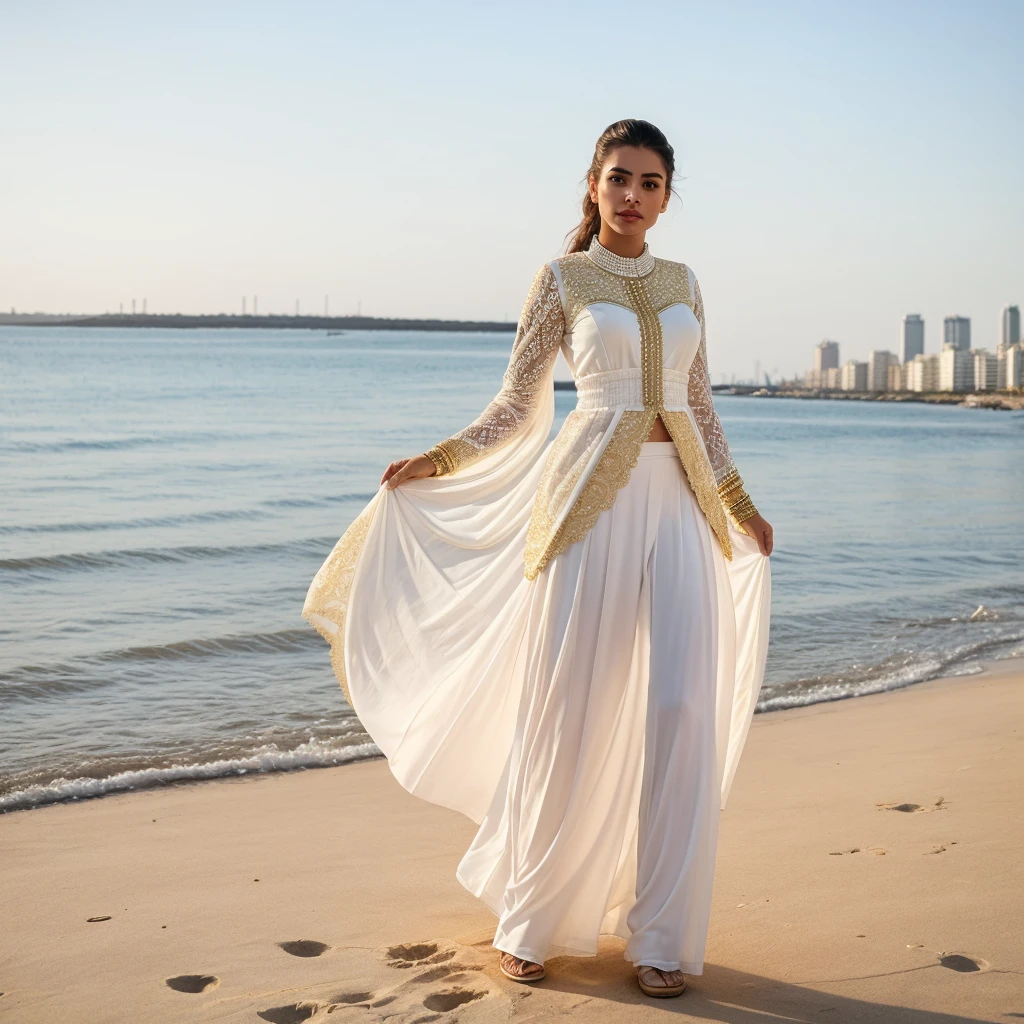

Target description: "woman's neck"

left=596, top=225, right=647, bottom=259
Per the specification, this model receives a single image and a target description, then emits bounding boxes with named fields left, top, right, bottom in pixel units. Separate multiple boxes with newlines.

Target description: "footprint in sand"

left=166, top=974, right=219, bottom=993
left=329, top=990, right=374, bottom=1004
left=877, top=798, right=946, bottom=813
left=257, top=1002, right=319, bottom=1024
left=422, top=987, right=487, bottom=1012
left=279, top=939, right=330, bottom=958
left=938, top=953, right=988, bottom=973
left=385, top=942, right=457, bottom=969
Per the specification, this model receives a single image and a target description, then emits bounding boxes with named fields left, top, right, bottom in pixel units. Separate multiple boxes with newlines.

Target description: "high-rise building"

left=943, top=316, right=971, bottom=351
left=973, top=350, right=998, bottom=391
left=1002, top=305, right=1021, bottom=347
left=901, top=314, right=925, bottom=363
left=815, top=340, right=840, bottom=372
left=867, top=350, right=898, bottom=391
left=939, top=343, right=974, bottom=391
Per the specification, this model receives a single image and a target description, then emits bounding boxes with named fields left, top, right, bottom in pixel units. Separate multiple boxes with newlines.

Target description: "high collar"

left=585, top=236, right=656, bottom=278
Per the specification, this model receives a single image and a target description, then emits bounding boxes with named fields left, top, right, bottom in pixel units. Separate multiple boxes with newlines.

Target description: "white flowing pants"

left=456, top=442, right=721, bottom=973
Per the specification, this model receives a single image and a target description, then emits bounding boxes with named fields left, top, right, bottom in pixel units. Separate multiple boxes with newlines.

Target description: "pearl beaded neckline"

left=585, top=236, right=656, bottom=278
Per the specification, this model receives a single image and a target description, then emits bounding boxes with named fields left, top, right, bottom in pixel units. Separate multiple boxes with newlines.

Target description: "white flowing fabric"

left=304, top=240, right=771, bottom=972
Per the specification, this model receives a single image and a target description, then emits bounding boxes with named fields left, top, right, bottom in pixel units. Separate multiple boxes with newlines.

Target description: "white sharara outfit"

left=303, top=237, right=771, bottom=975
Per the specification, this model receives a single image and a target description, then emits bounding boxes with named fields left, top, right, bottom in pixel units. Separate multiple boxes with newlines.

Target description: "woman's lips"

left=617, top=211, right=643, bottom=222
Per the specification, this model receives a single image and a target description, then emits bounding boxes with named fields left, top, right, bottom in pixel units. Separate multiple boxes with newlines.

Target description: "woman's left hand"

left=741, top=513, right=773, bottom=556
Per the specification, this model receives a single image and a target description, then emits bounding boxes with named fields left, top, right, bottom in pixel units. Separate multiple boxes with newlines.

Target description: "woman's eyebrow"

left=608, top=166, right=664, bottom=180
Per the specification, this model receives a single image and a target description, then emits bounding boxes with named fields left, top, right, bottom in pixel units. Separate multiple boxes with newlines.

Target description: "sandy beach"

left=3, top=659, right=1021, bottom=1024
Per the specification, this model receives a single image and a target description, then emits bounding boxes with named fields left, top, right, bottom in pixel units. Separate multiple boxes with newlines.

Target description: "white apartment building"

left=973, top=349, right=998, bottom=391
left=1006, top=344, right=1024, bottom=390
left=939, top=343, right=974, bottom=392
left=901, top=314, right=925, bottom=363
left=907, top=353, right=940, bottom=392
left=841, top=360, right=868, bottom=391
left=867, top=350, right=898, bottom=391
left=887, top=363, right=903, bottom=391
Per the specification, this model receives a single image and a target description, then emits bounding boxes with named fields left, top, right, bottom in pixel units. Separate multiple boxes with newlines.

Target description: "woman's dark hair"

left=565, top=119, right=676, bottom=254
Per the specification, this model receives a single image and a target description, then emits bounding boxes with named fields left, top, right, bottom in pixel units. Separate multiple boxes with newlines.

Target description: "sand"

left=2, top=659, right=1022, bottom=1023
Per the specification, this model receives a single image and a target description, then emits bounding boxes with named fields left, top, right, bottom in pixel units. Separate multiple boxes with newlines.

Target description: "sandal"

left=499, top=952, right=546, bottom=983
left=637, top=964, right=687, bottom=998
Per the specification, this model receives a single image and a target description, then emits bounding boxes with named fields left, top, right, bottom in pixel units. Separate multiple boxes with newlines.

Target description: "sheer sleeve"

left=425, top=263, right=565, bottom=476
left=688, top=275, right=759, bottom=525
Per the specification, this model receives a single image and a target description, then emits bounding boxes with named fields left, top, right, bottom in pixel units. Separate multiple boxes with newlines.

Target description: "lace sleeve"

left=425, top=263, right=565, bottom=475
left=689, top=275, right=759, bottom=524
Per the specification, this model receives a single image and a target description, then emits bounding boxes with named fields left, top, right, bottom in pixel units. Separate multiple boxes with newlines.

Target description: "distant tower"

left=324, top=295, right=329, bottom=316
left=901, top=314, right=924, bottom=362
left=814, top=340, right=840, bottom=372
left=242, top=297, right=247, bottom=315
left=943, top=315, right=971, bottom=351
left=143, top=298, right=147, bottom=314
left=132, top=298, right=136, bottom=315
left=295, top=299, right=300, bottom=316
left=254, top=296, right=258, bottom=316
left=1002, top=305, right=1021, bottom=347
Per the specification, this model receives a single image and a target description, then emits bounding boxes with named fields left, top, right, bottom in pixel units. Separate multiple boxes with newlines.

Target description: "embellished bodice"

left=425, top=236, right=757, bottom=578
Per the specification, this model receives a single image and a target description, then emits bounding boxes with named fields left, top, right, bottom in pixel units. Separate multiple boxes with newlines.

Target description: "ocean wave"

left=0, top=492, right=376, bottom=537
left=0, top=536, right=339, bottom=574
left=757, top=631, right=1024, bottom=713
left=0, top=737, right=383, bottom=813
left=6, top=429, right=292, bottom=454
left=0, top=507, right=275, bottom=536
left=0, top=627, right=325, bottom=703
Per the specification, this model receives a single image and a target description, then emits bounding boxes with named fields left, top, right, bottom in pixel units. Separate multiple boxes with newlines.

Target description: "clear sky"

left=2, top=1, right=1021, bottom=379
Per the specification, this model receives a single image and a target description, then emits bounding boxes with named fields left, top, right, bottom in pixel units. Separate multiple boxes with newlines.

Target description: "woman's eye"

left=643, top=181, right=658, bottom=189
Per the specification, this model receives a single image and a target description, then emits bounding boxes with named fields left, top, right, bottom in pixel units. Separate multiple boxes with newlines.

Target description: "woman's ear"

left=587, top=172, right=599, bottom=204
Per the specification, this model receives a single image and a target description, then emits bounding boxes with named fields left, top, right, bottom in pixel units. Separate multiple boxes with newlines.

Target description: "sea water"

left=2, top=326, right=1022, bottom=811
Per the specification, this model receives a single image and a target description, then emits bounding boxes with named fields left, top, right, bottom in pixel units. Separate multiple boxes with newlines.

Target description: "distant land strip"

left=0, top=313, right=517, bottom=332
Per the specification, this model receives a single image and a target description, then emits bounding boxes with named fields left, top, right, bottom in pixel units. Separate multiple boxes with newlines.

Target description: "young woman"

left=304, top=119, right=772, bottom=999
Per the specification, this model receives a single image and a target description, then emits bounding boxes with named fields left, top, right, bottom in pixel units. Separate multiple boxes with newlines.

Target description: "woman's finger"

left=380, top=460, right=405, bottom=486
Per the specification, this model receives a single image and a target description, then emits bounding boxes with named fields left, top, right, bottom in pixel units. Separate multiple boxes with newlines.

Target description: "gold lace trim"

left=556, top=253, right=695, bottom=325
left=525, top=410, right=656, bottom=579
left=300, top=500, right=378, bottom=706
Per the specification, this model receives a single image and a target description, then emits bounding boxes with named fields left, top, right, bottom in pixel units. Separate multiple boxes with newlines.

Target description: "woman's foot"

left=637, top=965, right=687, bottom=998
left=499, top=952, right=545, bottom=982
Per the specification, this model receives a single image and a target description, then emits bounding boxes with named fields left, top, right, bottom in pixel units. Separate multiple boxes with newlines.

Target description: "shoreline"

left=0, top=313, right=518, bottom=333
left=712, top=385, right=1024, bottom=409
left=3, top=656, right=1020, bottom=1021
left=3, top=649, right=1019, bottom=817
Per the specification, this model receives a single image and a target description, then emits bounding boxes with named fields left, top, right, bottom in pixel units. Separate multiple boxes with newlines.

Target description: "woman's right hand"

left=381, top=454, right=438, bottom=490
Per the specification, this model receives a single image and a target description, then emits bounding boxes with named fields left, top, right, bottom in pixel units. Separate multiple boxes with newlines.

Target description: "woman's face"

left=588, top=145, right=670, bottom=239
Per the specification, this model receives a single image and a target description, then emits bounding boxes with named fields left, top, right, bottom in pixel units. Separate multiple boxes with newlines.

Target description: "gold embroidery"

left=525, top=259, right=739, bottom=574
left=717, top=468, right=759, bottom=525
left=646, top=260, right=691, bottom=313
left=557, top=253, right=633, bottom=324
left=301, top=499, right=379, bottom=706
left=525, top=409, right=656, bottom=579
left=625, top=277, right=664, bottom=409
left=557, top=254, right=694, bottom=324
